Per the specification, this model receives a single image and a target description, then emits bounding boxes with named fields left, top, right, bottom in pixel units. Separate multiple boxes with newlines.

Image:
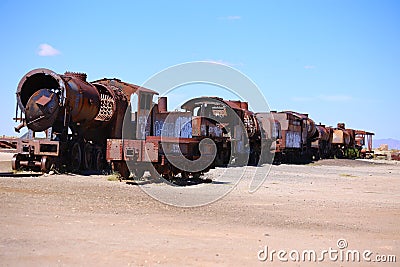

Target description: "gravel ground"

left=0, top=153, right=399, bottom=266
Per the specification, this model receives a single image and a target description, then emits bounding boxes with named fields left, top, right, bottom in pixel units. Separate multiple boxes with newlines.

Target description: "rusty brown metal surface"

left=157, top=97, right=167, bottom=113
left=270, top=111, right=304, bottom=150
left=24, top=89, right=60, bottom=132
left=17, top=139, right=59, bottom=156
left=332, top=129, right=350, bottom=145
left=92, top=79, right=130, bottom=139
left=106, top=139, right=123, bottom=161
left=64, top=72, right=87, bottom=81
left=63, top=72, right=100, bottom=124
left=106, top=139, right=159, bottom=163
left=354, top=130, right=375, bottom=152
left=316, top=125, right=331, bottom=142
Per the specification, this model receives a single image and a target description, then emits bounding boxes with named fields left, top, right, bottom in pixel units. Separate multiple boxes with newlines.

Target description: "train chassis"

left=13, top=138, right=105, bottom=173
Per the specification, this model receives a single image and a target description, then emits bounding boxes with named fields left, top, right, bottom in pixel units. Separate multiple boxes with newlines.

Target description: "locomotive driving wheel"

left=94, top=149, right=104, bottom=171
left=71, top=142, right=82, bottom=171
left=84, top=143, right=93, bottom=170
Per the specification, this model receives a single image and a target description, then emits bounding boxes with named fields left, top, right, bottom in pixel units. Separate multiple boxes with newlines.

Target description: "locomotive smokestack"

left=158, top=97, right=167, bottom=113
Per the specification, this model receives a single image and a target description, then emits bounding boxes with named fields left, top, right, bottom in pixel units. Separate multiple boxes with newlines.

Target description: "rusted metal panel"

left=107, top=139, right=158, bottom=163
left=33, top=140, right=59, bottom=156
left=332, top=129, right=344, bottom=144
left=122, top=139, right=143, bottom=162
left=332, top=129, right=350, bottom=145
left=35, top=95, right=51, bottom=106
left=191, top=116, right=202, bottom=136
left=143, top=141, right=158, bottom=162
left=106, top=139, right=123, bottom=161
left=16, top=139, right=59, bottom=156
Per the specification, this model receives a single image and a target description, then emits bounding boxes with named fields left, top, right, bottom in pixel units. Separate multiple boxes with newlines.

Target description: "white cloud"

left=292, top=94, right=352, bottom=102
left=37, top=43, right=61, bottom=56
left=219, top=15, right=241, bottom=20
left=304, top=65, right=316, bottom=69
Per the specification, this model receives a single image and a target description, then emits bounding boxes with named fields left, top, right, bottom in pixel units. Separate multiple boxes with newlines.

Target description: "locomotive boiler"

left=13, top=68, right=128, bottom=172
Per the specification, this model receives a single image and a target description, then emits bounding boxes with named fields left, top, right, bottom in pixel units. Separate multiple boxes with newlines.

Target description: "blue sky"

left=0, top=0, right=399, bottom=139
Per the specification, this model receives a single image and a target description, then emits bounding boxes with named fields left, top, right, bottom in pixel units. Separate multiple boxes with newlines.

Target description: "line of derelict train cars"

left=12, top=68, right=374, bottom=181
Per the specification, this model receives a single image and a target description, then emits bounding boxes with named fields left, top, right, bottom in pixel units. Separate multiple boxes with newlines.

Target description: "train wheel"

left=113, top=161, right=130, bottom=179
left=94, top=149, right=104, bottom=171
left=12, top=154, right=21, bottom=170
left=71, top=142, right=82, bottom=171
left=84, top=143, right=93, bottom=170
left=40, top=156, right=51, bottom=172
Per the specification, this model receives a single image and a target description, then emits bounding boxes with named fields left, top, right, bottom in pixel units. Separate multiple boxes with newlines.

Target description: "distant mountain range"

left=373, top=138, right=400, bottom=150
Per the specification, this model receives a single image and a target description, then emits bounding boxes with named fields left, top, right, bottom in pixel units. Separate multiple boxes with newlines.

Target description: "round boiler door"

left=25, top=89, right=60, bottom=132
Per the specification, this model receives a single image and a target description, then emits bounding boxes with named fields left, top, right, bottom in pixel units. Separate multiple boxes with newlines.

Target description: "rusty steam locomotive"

left=12, top=68, right=374, bottom=180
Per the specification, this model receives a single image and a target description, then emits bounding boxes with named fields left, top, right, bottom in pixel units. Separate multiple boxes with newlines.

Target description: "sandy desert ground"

left=0, top=152, right=399, bottom=266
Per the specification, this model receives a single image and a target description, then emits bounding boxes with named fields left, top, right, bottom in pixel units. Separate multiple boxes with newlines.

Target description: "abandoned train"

left=11, top=68, right=374, bottom=179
